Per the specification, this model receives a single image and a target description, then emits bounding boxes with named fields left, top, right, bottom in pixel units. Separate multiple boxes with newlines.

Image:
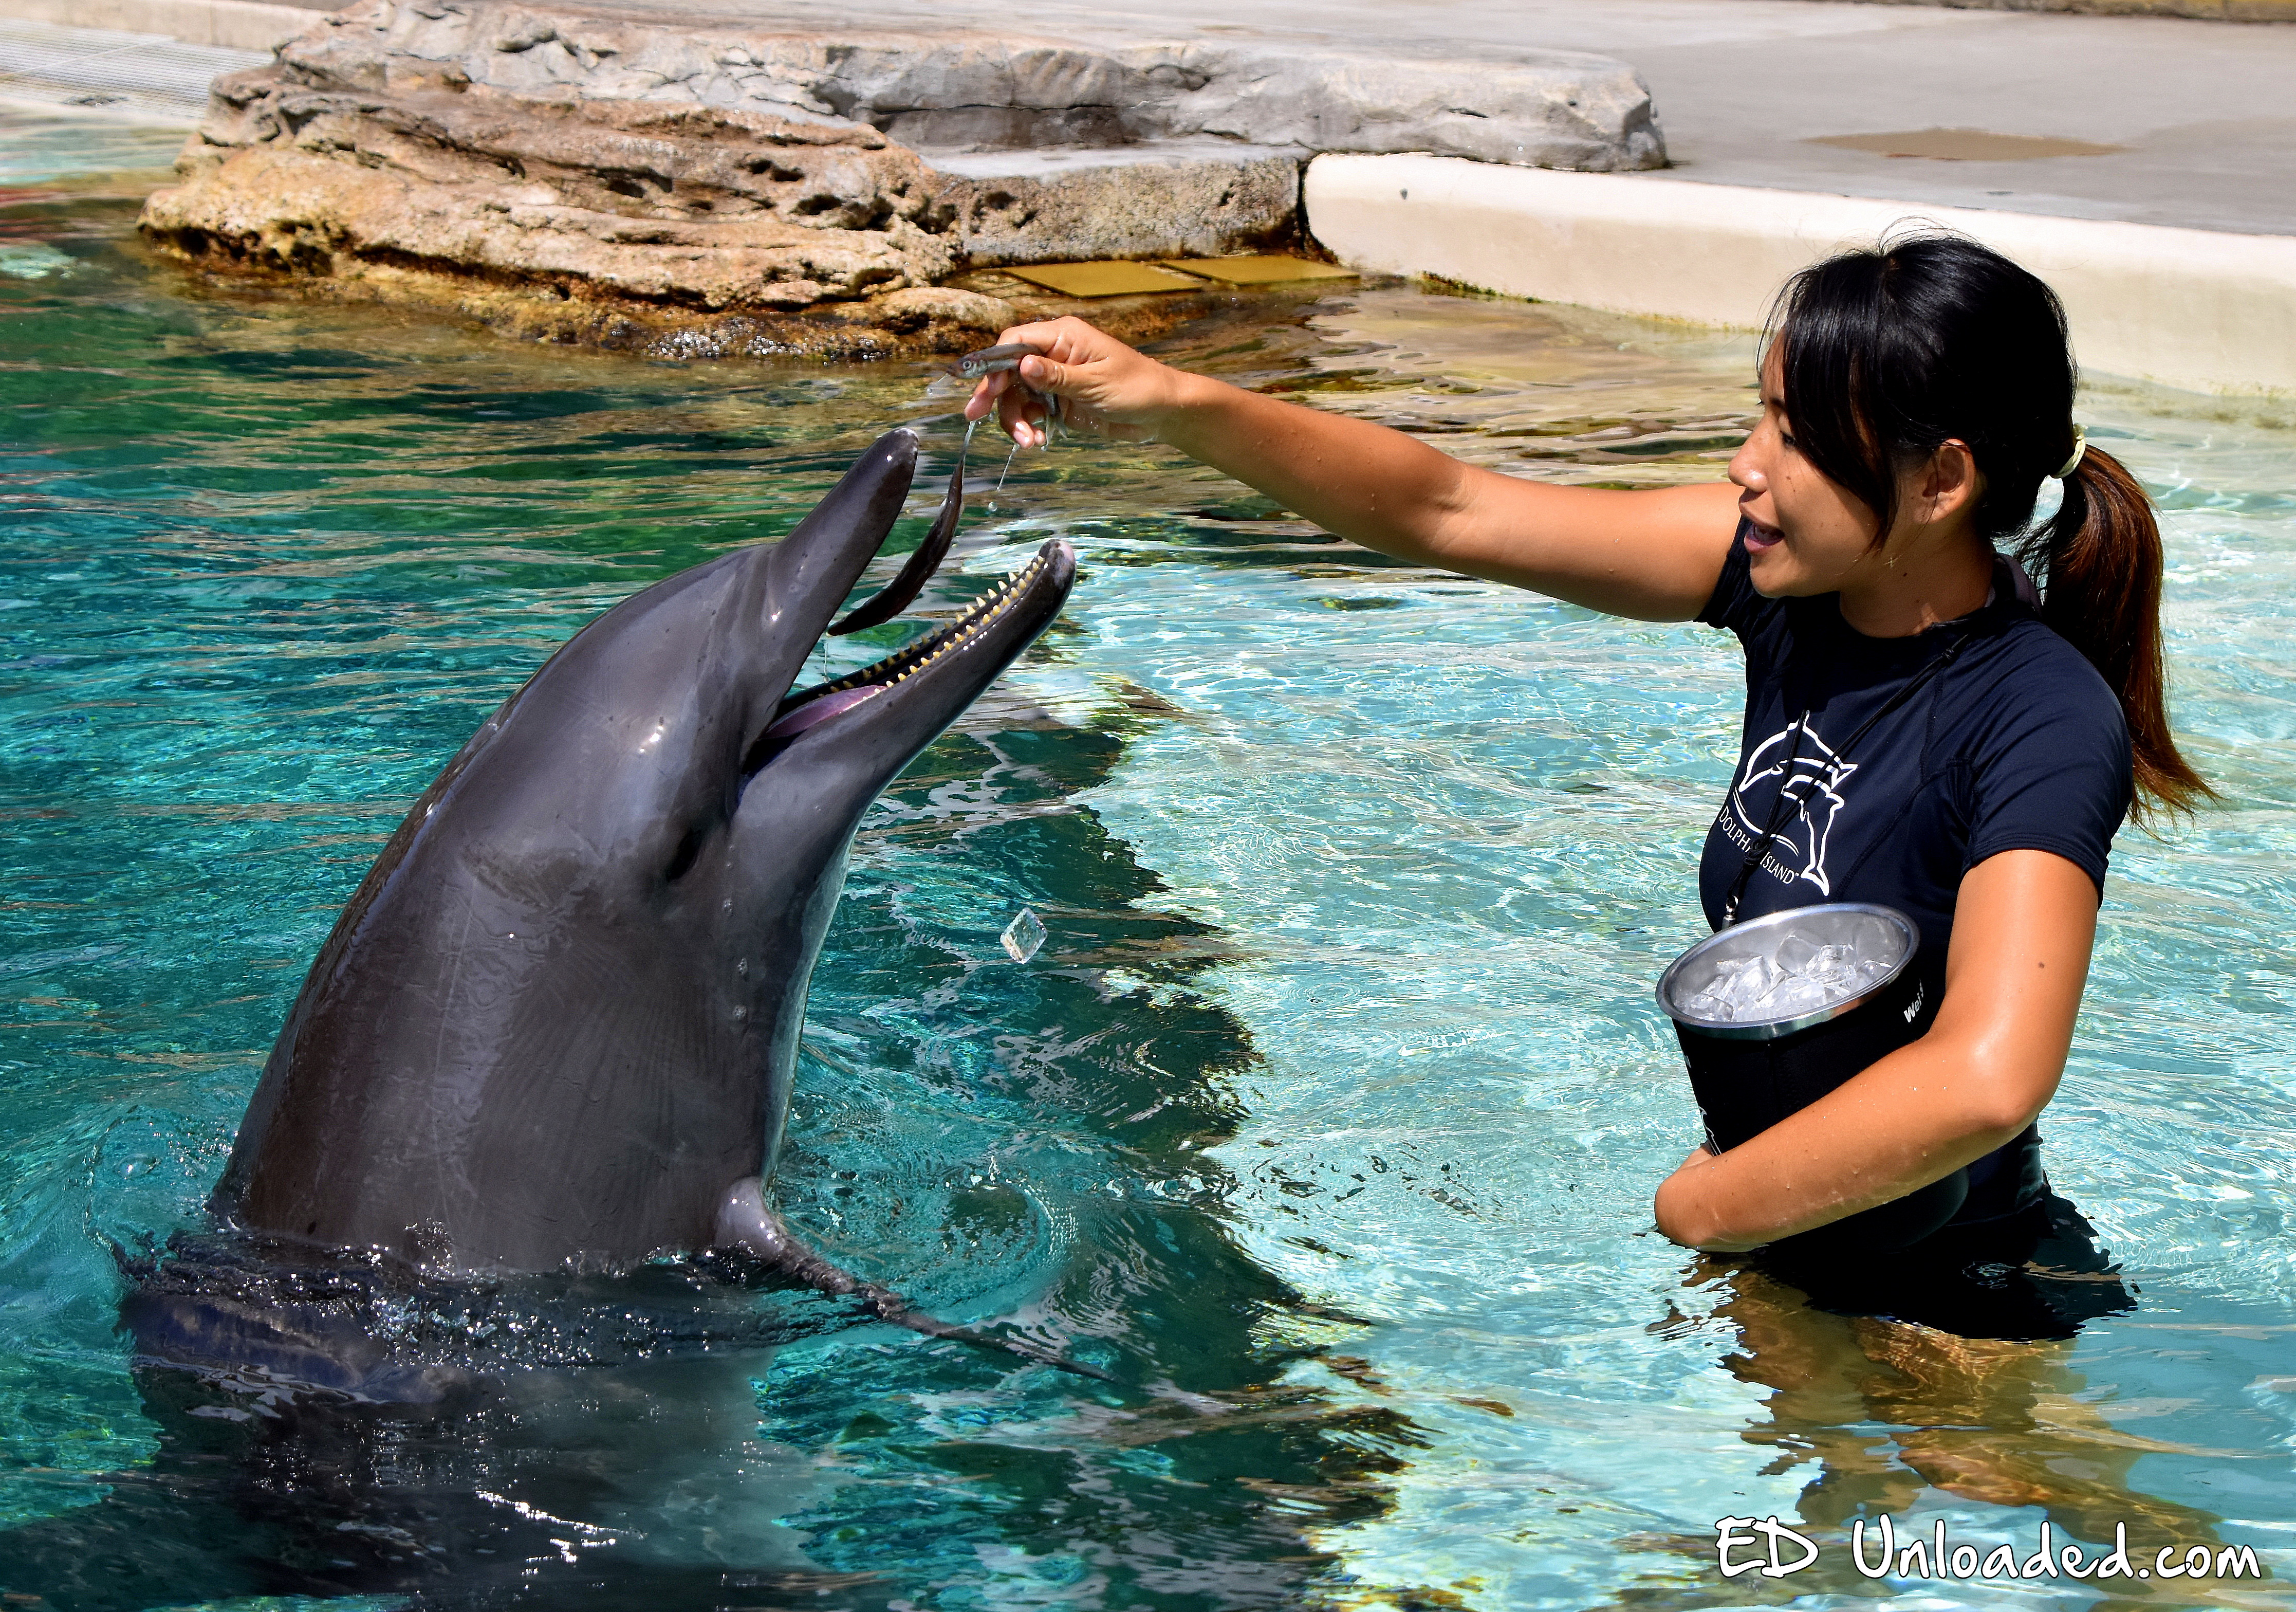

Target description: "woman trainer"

left=965, top=234, right=2206, bottom=1329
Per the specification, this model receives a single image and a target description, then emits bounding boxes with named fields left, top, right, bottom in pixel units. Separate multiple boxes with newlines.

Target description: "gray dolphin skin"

left=206, top=428, right=1078, bottom=1358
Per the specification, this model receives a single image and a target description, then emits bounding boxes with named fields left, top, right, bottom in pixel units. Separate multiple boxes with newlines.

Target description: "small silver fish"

left=949, top=341, right=1042, bottom=380
left=950, top=341, right=1065, bottom=432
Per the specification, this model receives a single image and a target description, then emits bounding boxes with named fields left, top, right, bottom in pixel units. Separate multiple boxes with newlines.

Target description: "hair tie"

left=2052, top=425, right=2087, bottom=480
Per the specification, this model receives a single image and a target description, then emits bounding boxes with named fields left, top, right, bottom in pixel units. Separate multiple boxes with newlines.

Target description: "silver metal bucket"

left=1656, top=903, right=1919, bottom=1041
left=1658, top=903, right=1963, bottom=1254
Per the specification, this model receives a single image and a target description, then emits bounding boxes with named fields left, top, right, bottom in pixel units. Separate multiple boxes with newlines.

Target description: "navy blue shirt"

left=1696, top=525, right=2133, bottom=964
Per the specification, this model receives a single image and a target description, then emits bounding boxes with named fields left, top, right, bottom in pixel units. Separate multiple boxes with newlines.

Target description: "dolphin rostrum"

left=199, top=428, right=1082, bottom=1371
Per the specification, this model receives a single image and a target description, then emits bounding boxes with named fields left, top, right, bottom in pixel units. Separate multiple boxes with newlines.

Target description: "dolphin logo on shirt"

left=1728, top=721, right=1858, bottom=895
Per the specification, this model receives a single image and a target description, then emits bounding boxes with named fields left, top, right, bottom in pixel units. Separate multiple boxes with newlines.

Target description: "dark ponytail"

left=2025, top=446, right=2208, bottom=818
left=1771, top=232, right=2210, bottom=822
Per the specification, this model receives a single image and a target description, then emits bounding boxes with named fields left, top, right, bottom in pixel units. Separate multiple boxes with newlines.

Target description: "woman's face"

left=1727, top=347, right=1889, bottom=599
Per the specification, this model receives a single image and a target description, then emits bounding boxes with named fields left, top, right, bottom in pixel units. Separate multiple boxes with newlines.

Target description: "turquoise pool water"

left=2, top=114, right=2292, bottom=1609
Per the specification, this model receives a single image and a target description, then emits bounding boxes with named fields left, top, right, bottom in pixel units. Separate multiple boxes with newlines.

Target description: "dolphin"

left=180, top=428, right=1079, bottom=1371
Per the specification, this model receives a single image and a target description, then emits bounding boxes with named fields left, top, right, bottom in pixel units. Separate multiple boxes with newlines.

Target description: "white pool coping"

left=0, top=0, right=312, bottom=53
left=1305, top=154, right=2296, bottom=398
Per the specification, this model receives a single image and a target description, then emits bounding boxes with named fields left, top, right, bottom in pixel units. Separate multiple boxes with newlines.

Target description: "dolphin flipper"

left=713, top=1178, right=1112, bottom=1382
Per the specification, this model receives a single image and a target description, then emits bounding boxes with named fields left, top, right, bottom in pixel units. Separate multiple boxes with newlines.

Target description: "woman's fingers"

left=961, top=368, right=1007, bottom=423
left=996, top=378, right=1044, bottom=447
left=960, top=317, right=1167, bottom=447
left=1016, top=354, right=1067, bottom=395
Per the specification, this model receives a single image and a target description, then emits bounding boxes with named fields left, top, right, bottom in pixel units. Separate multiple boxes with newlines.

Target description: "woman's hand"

left=1653, top=849, right=2099, bottom=1252
left=1655, top=1144, right=1762, bottom=1252
left=963, top=317, right=1189, bottom=447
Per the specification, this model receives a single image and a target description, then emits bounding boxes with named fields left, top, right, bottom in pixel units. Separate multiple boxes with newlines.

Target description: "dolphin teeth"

left=786, top=552, right=1047, bottom=717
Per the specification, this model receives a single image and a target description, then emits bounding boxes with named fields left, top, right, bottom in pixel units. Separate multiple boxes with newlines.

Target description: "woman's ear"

left=1914, top=439, right=1983, bottom=528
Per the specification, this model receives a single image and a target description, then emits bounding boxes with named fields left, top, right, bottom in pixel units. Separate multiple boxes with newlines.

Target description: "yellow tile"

left=999, top=260, right=1210, bottom=297
left=1157, top=255, right=1360, bottom=285
left=1807, top=129, right=2122, bottom=161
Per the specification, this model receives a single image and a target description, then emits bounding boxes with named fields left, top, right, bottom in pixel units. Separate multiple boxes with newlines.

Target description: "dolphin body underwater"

left=122, top=427, right=1085, bottom=1390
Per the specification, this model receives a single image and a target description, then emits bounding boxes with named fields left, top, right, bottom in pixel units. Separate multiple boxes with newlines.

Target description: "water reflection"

left=5, top=1353, right=834, bottom=1607
left=1707, top=1259, right=2240, bottom=1605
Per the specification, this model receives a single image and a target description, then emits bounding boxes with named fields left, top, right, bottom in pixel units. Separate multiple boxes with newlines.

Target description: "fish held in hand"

left=953, top=340, right=1066, bottom=434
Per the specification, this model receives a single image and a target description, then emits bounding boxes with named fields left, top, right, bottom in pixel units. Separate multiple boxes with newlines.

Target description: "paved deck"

left=6, top=0, right=2288, bottom=388
left=7, top=0, right=2291, bottom=236
left=578, top=0, right=2296, bottom=239
left=0, top=15, right=264, bottom=123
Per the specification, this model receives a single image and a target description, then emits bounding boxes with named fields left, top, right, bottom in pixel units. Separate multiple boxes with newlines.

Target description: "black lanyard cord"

left=1720, top=627, right=1976, bottom=926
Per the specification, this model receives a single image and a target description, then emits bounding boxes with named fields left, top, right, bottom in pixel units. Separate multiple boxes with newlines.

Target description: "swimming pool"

left=2, top=113, right=2291, bottom=1609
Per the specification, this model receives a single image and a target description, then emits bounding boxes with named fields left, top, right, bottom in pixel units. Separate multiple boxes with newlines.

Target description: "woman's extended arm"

left=1653, top=850, right=2100, bottom=1251
left=967, top=316, right=1740, bottom=622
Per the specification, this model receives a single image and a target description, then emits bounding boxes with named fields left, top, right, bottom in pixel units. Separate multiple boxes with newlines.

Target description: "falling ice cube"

left=1001, top=907, right=1047, bottom=964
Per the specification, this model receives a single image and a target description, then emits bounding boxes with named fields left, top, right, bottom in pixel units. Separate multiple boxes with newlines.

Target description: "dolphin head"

left=213, top=430, right=1076, bottom=1273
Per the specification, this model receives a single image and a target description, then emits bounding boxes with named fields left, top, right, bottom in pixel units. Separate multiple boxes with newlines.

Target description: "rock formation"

left=140, top=0, right=1666, bottom=354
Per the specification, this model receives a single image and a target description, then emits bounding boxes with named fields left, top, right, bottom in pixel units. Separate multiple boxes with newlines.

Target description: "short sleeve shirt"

left=1695, top=524, right=2133, bottom=963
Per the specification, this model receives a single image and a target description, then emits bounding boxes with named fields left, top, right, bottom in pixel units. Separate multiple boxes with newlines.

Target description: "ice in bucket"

left=1681, top=938, right=1891, bottom=1023
left=1662, top=906, right=1914, bottom=1030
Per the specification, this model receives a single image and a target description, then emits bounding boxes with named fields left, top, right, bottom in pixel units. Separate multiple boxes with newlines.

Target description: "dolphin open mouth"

left=719, top=427, right=1076, bottom=781
left=747, top=538, right=1072, bottom=772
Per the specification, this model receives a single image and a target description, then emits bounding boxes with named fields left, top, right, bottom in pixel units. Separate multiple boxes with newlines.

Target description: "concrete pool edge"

left=1304, top=154, right=2296, bottom=398
left=1, top=0, right=313, bottom=52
